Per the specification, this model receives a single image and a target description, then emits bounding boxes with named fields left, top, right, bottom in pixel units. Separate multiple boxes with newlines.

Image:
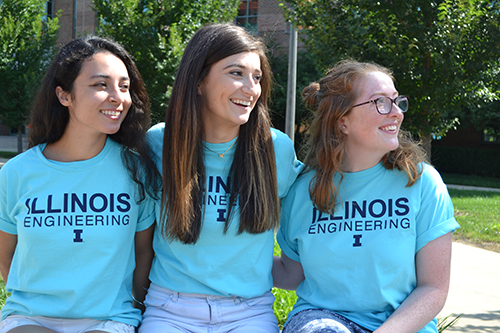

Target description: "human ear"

left=55, top=86, right=71, bottom=107
left=338, top=117, right=349, bottom=135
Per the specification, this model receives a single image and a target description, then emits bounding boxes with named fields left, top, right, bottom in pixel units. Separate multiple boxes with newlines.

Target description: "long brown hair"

left=302, top=60, right=427, bottom=214
left=161, top=24, right=279, bottom=244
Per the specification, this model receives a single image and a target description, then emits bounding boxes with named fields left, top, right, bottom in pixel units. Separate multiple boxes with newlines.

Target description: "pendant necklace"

left=204, top=139, right=237, bottom=158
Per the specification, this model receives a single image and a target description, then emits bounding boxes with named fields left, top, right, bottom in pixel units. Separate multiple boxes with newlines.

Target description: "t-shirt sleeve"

left=272, top=128, right=304, bottom=198
left=135, top=194, right=156, bottom=232
left=276, top=180, right=302, bottom=263
left=0, top=162, right=18, bottom=235
left=415, top=164, right=460, bottom=252
left=146, top=123, right=165, bottom=172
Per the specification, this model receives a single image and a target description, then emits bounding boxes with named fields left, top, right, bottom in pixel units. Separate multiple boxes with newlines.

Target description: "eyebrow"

left=223, top=63, right=262, bottom=74
left=368, top=91, right=398, bottom=100
left=90, top=74, right=130, bottom=81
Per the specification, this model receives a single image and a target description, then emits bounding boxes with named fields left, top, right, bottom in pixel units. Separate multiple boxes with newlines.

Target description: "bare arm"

left=0, top=230, right=17, bottom=283
left=374, top=232, right=453, bottom=333
left=133, top=223, right=155, bottom=313
left=272, top=251, right=305, bottom=290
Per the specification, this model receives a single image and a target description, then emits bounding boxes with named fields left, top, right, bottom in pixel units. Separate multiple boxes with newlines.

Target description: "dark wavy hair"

left=160, top=24, right=279, bottom=244
left=302, top=60, right=427, bottom=214
left=28, top=36, right=160, bottom=201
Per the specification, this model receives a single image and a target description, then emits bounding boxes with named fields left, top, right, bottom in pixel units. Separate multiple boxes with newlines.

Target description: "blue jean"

left=282, top=309, right=372, bottom=333
left=139, top=283, right=279, bottom=333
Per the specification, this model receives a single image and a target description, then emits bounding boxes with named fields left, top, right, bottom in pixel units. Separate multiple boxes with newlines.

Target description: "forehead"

left=78, top=52, right=129, bottom=78
left=213, top=51, right=261, bottom=71
left=357, top=71, right=396, bottom=98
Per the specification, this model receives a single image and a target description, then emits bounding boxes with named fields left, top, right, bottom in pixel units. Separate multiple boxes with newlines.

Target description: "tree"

left=0, top=0, right=59, bottom=153
left=281, top=0, right=500, bottom=153
left=93, top=0, right=241, bottom=123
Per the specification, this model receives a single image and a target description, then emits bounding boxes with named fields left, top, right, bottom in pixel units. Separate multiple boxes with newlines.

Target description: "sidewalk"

left=438, top=242, right=500, bottom=332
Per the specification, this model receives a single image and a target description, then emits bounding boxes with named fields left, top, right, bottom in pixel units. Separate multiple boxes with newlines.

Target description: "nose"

left=390, top=102, right=404, bottom=115
left=241, top=76, right=260, bottom=97
left=108, top=85, right=126, bottom=104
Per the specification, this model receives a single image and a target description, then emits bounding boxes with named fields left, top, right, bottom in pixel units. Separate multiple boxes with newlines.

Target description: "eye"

left=93, top=82, right=107, bottom=89
left=253, top=74, right=262, bottom=83
left=120, top=82, right=130, bottom=91
left=229, top=70, right=243, bottom=77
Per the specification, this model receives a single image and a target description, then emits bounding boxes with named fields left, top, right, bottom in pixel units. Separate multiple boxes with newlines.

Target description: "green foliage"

left=93, top=0, right=241, bottom=123
left=0, top=0, right=59, bottom=138
left=280, top=0, right=500, bottom=141
left=432, top=145, right=500, bottom=177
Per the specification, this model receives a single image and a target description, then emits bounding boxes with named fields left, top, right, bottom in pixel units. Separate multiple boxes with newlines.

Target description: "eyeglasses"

left=351, top=95, right=409, bottom=115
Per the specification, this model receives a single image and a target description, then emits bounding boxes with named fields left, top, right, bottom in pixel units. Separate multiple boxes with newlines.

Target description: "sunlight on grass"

left=272, top=235, right=297, bottom=329
left=449, top=189, right=500, bottom=244
left=0, top=278, right=7, bottom=308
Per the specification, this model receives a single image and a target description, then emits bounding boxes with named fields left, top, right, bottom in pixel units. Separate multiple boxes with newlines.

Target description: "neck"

left=203, top=126, right=239, bottom=144
left=43, top=131, right=107, bottom=162
left=343, top=153, right=383, bottom=173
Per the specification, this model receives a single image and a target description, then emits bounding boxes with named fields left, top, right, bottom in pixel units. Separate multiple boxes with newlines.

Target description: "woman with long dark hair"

left=140, top=24, right=302, bottom=332
left=0, top=36, right=160, bottom=333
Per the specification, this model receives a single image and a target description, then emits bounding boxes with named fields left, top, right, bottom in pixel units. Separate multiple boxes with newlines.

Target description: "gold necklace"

left=204, top=139, right=237, bottom=158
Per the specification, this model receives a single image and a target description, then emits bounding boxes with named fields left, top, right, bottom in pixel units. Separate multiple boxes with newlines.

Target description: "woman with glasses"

left=273, top=60, right=459, bottom=333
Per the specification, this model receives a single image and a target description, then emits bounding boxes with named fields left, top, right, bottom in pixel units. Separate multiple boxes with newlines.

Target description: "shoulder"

left=283, top=170, right=315, bottom=201
left=1, top=147, right=40, bottom=173
left=417, top=163, right=446, bottom=188
left=271, top=128, right=292, bottom=145
left=146, top=123, right=165, bottom=149
left=270, top=128, right=295, bottom=156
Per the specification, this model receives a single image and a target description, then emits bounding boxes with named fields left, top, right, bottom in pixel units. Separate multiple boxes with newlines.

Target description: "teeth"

left=231, top=99, right=251, bottom=106
left=381, top=125, right=397, bottom=131
left=101, top=110, right=120, bottom=116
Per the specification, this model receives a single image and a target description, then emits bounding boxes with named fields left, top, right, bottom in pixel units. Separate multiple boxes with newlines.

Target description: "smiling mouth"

left=231, top=99, right=251, bottom=107
left=380, top=124, right=397, bottom=131
left=101, top=110, right=121, bottom=117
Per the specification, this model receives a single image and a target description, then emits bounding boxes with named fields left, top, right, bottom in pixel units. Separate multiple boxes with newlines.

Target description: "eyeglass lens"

left=376, top=96, right=408, bottom=114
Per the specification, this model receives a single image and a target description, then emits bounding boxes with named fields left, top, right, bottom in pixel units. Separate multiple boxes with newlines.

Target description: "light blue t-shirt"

left=147, top=123, right=303, bottom=298
left=277, top=162, right=460, bottom=332
left=0, top=138, right=155, bottom=326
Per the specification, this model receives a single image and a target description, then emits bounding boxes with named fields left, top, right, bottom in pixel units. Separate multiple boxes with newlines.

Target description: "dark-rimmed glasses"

left=351, top=95, right=409, bottom=115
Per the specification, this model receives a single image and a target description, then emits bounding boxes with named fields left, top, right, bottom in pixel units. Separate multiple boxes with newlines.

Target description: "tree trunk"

left=17, top=125, right=23, bottom=154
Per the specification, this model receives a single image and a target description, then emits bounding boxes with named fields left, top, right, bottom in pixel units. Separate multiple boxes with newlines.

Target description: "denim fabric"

left=282, top=309, right=372, bottom=333
left=0, top=315, right=134, bottom=333
left=139, top=283, right=279, bottom=333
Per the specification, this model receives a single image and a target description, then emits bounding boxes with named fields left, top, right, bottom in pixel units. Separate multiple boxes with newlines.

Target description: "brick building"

left=47, top=0, right=97, bottom=46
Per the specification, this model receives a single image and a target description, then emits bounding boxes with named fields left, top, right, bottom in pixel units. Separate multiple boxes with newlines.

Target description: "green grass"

left=442, top=172, right=500, bottom=188
left=273, top=239, right=297, bottom=329
left=449, top=189, right=500, bottom=249
left=0, top=278, right=7, bottom=308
